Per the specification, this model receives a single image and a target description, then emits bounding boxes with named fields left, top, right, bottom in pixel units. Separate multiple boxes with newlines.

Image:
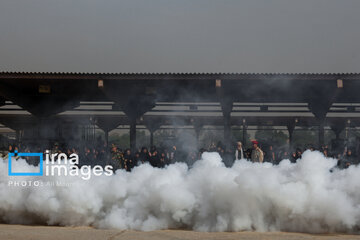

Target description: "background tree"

left=109, top=130, right=149, bottom=150
left=255, top=126, right=288, bottom=149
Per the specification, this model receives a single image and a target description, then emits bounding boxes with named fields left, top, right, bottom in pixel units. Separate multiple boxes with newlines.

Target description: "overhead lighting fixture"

left=337, top=79, right=343, bottom=88
left=98, top=79, right=104, bottom=88
left=39, top=85, right=51, bottom=93
left=215, top=79, right=222, bottom=88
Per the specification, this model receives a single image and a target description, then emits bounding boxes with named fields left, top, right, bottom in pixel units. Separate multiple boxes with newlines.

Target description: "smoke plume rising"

left=1, top=150, right=360, bottom=233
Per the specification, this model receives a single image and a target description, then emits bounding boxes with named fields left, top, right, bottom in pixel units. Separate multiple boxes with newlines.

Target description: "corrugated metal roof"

left=0, top=71, right=359, bottom=75
left=0, top=72, right=359, bottom=82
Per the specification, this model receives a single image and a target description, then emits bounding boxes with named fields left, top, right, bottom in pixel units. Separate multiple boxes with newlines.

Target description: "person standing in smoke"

left=8, top=144, right=14, bottom=154
left=52, top=142, right=62, bottom=155
left=322, top=148, right=329, bottom=158
left=159, top=151, right=168, bottom=168
left=209, top=142, right=217, bottom=152
left=92, top=148, right=98, bottom=166
left=343, top=149, right=355, bottom=168
left=150, top=148, right=160, bottom=167
left=251, top=140, right=264, bottom=163
left=266, top=145, right=276, bottom=164
left=278, top=149, right=289, bottom=160
left=134, top=151, right=140, bottom=167
left=139, top=147, right=150, bottom=164
left=235, top=141, right=244, bottom=160
left=169, top=145, right=177, bottom=163
left=97, top=147, right=107, bottom=167
left=243, top=148, right=250, bottom=160
left=189, top=151, right=197, bottom=165
left=123, top=149, right=133, bottom=171
left=296, top=148, right=302, bottom=159
left=290, top=151, right=297, bottom=163
left=110, top=144, right=123, bottom=170
left=83, top=147, right=93, bottom=166
left=198, top=148, right=207, bottom=159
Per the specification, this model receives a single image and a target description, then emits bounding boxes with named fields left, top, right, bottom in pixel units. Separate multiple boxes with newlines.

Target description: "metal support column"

left=150, top=130, right=154, bottom=147
left=130, top=119, right=137, bottom=153
left=287, top=122, right=295, bottom=150
left=319, top=121, right=325, bottom=148
left=242, top=119, right=247, bottom=146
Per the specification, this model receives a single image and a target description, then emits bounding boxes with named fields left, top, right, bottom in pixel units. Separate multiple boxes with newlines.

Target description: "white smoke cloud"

left=0, top=150, right=360, bottom=233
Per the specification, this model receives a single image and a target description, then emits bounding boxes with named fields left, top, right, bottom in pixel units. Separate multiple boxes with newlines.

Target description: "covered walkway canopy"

left=0, top=72, right=359, bottom=151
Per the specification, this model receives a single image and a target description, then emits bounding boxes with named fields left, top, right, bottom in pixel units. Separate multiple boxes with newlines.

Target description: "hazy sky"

left=0, top=0, right=359, bottom=73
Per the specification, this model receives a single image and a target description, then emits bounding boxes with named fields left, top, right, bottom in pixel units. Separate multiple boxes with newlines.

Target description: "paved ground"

left=0, top=224, right=360, bottom=240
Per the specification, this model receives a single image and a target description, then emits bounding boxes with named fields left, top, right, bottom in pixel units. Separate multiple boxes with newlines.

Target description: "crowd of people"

left=202, top=140, right=358, bottom=169
left=1, top=138, right=358, bottom=171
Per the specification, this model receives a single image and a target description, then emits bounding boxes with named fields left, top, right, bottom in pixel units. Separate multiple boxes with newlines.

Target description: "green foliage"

left=199, top=130, right=223, bottom=149
left=232, top=129, right=251, bottom=148
left=153, top=129, right=176, bottom=147
left=255, top=127, right=288, bottom=148
left=109, top=130, right=149, bottom=150
left=291, top=129, right=317, bottom=149
left=106, top=127, right=352, bottom=152
left=292, top=129, right=336, bottom=150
